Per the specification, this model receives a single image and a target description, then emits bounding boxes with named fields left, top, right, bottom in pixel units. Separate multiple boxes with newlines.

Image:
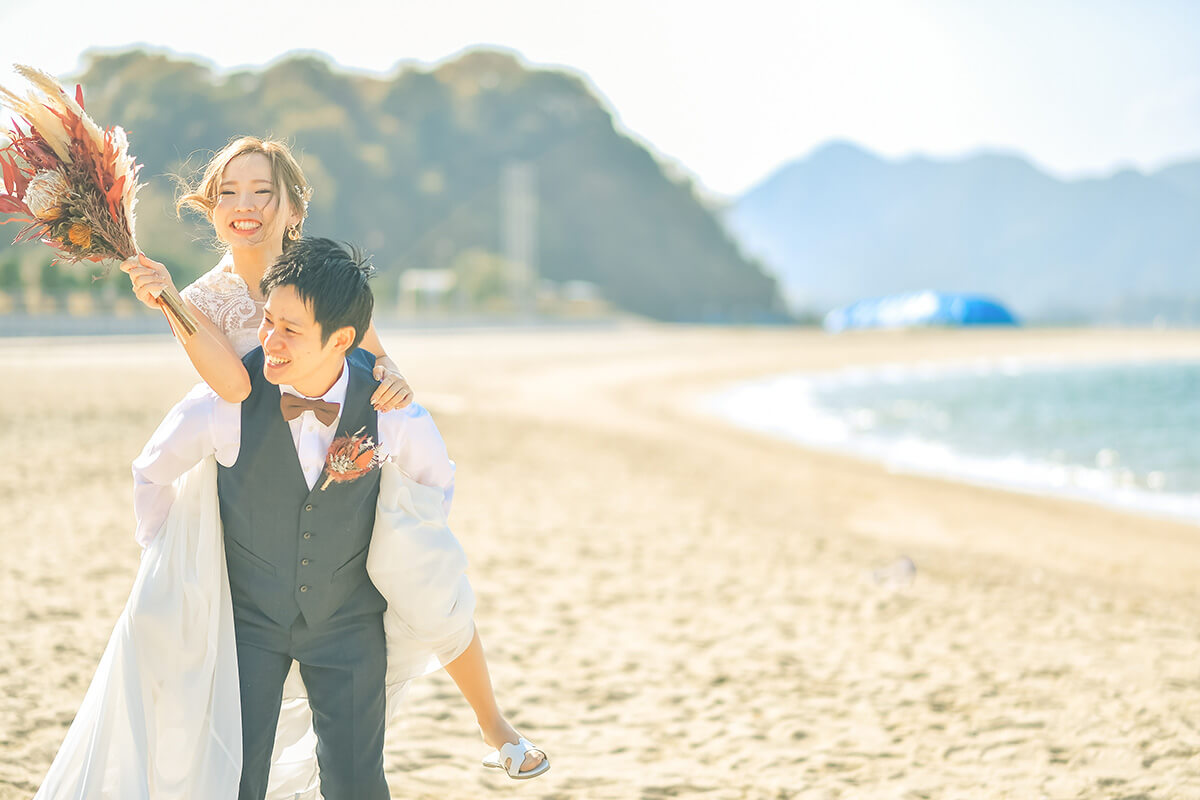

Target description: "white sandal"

left=482, top=737, right=550, bottom=780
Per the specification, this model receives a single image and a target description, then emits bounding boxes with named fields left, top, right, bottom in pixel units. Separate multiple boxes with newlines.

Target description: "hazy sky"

left=1, top=0, right=1197, bottom=197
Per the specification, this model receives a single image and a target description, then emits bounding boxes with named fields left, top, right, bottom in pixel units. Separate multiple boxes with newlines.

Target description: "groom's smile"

left=258, top=284, right=355, bottom=398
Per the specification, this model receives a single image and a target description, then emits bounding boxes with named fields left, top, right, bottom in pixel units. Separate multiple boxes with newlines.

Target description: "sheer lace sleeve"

left=181, top=263, right=265, bottom=358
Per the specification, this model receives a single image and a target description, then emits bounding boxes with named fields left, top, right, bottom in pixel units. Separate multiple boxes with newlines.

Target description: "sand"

left=1, top=324, right=1199, bottom=799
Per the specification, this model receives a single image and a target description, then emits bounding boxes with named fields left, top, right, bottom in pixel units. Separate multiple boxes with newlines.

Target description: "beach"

left=1, top=324, right=1199, bottom=799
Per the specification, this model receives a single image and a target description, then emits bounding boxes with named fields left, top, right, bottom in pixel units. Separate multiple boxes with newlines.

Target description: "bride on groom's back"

left=32, top=136, right=546, bottom=800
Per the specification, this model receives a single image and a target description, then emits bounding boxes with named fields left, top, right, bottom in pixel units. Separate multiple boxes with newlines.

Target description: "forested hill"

left=2, top=49, right=783, bottom=322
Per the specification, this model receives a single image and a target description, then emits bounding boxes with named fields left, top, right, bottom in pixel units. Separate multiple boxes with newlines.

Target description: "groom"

left=132, top=238, right=455, bottom=800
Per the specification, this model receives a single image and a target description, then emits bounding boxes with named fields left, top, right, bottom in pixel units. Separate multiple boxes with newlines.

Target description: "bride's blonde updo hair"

left=176, top=136, right=313, bottom=246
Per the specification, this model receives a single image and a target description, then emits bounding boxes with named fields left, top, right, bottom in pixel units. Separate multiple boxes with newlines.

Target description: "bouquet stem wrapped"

left=0, top=65, right=197, bottom=335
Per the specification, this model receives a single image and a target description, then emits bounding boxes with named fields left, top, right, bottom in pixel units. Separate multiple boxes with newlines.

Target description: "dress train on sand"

left=34, top=457, right=475, bottom=799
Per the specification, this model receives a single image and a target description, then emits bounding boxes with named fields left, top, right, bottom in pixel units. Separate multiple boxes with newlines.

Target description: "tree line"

left=1, top=48, right=785, bottom=322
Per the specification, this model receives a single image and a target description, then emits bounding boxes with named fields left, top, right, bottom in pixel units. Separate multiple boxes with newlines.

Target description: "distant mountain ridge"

left=726, top=141, right=1200, bottom=323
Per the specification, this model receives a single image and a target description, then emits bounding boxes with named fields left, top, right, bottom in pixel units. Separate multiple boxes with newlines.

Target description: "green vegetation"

left=1, top=48, right=784, bottom=322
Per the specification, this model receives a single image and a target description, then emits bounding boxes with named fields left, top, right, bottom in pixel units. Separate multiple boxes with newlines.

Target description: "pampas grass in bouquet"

left=0, top=65, right=197, bottom=335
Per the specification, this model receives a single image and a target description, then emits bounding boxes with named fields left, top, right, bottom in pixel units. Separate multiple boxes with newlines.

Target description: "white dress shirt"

left=132, top=361, right=455, bottom=546
left=279, top=363, right=351, bottom=490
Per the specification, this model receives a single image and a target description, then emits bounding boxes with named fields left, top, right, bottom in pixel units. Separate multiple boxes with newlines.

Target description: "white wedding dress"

left=33, top=258, right=476, bottom=800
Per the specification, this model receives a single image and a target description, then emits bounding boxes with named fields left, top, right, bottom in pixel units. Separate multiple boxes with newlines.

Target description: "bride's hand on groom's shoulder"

left=372, top=358, right=414, bottom=412
left=121, top=253, right=177, bottom=310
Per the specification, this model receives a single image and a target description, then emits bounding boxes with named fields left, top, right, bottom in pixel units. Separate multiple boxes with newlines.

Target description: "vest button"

left=299, top=585, right=309, bottom=592
left=305, top=504, right=314, bottom=512
left=301, top=559, right=310, bottom=566
left=303, top=532, right=312, bottom=540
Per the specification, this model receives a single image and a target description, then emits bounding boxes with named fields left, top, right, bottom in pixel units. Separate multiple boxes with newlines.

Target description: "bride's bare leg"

left=443, top=629, right=546, bottom=774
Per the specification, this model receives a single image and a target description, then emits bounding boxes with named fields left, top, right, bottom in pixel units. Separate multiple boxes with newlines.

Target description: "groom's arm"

left=131, top=384, right=238, bottom=545
left=378, top=403, right=456, bottom=515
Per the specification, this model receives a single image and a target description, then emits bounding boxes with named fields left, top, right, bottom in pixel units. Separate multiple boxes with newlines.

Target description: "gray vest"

left=218, top=348, right=384, bottom=629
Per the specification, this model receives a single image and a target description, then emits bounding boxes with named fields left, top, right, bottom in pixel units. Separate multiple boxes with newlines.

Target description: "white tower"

left=501, top=161, right=538, bottom=313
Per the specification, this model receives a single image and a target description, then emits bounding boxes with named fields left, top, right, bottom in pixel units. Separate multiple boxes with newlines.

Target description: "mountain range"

left=725, top=141, right=1200, bottom=323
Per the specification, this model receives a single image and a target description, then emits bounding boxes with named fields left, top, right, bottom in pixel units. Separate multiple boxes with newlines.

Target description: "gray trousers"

left=233, top=606, right=389, bottom=800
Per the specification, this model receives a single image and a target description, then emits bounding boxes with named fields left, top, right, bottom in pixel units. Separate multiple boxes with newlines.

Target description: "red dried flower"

left=319, top=426, right=382, bottom=491
left=0, top=65, right=198, bottom=335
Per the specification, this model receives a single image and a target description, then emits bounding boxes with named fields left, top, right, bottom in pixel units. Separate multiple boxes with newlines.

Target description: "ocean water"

left=701, top=358, right=1200, bottom=525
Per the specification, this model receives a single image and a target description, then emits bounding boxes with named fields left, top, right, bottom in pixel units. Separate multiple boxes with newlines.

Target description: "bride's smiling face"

left=212, top=153, right=300, bottom=250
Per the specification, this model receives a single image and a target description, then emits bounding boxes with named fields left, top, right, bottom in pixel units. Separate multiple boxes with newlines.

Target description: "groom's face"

left=258, top=284, right=354, bottom=392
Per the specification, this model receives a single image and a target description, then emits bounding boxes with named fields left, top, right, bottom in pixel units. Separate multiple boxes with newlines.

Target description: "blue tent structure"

left=823, top=291, right=1019, bottom=332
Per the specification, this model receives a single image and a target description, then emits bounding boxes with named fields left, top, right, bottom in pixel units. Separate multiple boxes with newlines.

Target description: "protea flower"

left=320, top=426, right=383, bottom=491
left=23, top=170, right=70, bottom=220
left=0, top=65, right=197, bottom=335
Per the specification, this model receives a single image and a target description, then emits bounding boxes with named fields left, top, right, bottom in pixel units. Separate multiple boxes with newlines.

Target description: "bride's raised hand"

left=120, top=253, right=178, bottom=309
left=372, top=357, right=414, bottom=412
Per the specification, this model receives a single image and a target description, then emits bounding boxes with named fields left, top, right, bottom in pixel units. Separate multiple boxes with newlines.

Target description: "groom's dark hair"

left=261, top=237, right=375, bottom=349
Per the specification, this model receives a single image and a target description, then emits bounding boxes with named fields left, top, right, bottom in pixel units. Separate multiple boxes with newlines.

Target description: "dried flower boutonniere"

left=320, top=426, right=383, bottom=491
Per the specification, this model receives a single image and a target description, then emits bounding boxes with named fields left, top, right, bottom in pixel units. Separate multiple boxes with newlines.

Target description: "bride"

left=33, top=136, right=546, bottom=799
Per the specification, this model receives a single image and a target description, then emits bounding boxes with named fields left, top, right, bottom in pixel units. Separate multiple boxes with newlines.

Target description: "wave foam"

left=699, top=363, right=1200, bottom=526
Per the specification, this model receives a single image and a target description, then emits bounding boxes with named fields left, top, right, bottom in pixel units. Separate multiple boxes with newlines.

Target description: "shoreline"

left=0, top=313, right=631, bottom=340
left=697, top=354, right=1200, bottom=529
left=622, top=326, right=1200, bottom=590
left=4, top=325, right=1200, bottom=798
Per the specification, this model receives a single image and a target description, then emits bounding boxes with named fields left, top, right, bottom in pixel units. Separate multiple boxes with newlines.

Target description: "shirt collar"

left=278, top=359, right=350, bottom=414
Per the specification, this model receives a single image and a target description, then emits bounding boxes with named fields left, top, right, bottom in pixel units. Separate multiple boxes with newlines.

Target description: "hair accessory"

left=294, top=184, right=312, bottom=215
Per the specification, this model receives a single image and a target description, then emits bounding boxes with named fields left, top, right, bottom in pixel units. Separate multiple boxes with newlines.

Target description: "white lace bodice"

left=180, top=254, right=264, bottom=358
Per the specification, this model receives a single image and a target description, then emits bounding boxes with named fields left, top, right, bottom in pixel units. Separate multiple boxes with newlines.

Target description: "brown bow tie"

left=280, top=393, right=340, bottom=426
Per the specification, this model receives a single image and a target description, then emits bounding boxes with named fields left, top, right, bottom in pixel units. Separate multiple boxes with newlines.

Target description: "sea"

left=701, top=357, right=1200, bottom=525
